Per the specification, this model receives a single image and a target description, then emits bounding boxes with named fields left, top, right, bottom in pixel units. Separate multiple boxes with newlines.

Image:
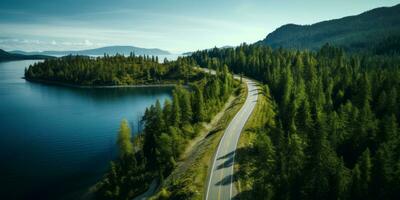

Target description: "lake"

left=0, top=60, right=172, bottom=199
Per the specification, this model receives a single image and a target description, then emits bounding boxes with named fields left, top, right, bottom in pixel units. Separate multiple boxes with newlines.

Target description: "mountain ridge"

left=0, top=49, right=54, bottom=61
left=257, top=4, right=400, bottom=52
left=10, top=45, right=171, bottom=56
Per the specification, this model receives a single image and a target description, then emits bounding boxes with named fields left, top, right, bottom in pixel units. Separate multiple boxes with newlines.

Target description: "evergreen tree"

left=286, top=133, right=305, bottom=199
left=359, top=149, right=372, bottom=197
left=163, top=99, right=172, bottom=125
left=350, top=164, right=362, bottom=199
left=180, top=90, right=193, bottom=124
left=253, top=133, right=275, bottom=199
left=171, top=90, right=181, bottom=127
left=117, top=119, right=134, bottom=158
left=192, top=85, right=206, bottom=122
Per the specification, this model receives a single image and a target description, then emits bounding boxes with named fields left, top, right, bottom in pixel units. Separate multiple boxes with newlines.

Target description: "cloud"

left=0, top=38, right=42, bottom=45
left=0, top=22, right=173, bottom=51
left=60, top=40, right=97, bottom=46
left=0, top=37, right=105, bottom=51
left=0, top=3, right=268, bottom=53
left=84, top=39, right=92, bottom=46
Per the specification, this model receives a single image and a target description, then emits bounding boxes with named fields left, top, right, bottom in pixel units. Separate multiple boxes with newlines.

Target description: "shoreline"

left=23, top=77, right=179, bottom=89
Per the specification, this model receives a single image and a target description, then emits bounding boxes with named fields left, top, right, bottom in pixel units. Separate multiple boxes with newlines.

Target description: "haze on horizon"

left=0, top=0, right=399, bottom=53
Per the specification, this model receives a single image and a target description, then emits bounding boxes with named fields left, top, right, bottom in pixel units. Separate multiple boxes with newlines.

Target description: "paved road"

left=205, top=77, right=258, bottom=200
left=132, top=180, right=157, bottom=200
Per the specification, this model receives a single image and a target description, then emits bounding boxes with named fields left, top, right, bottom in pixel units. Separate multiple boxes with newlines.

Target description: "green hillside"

left=0, top=49, right=54, bottom=62
left=258, top=4, right=400, bottom=52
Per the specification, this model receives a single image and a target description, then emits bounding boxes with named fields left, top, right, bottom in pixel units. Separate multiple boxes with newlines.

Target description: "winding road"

left=205, top=77, right=258, bottom=200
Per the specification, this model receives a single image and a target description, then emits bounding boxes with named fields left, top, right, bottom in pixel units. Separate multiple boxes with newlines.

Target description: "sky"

left=0, top=0, right=399, bottom=53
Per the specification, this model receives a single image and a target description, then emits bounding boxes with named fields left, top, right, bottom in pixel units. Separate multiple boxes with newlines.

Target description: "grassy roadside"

left=150, top=82, right=248, bottom=200
left=234, top=84, right=276, bottom=198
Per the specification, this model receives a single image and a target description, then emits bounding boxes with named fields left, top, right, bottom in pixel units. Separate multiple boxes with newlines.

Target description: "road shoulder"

left=234, top=84, right=276, bottom=199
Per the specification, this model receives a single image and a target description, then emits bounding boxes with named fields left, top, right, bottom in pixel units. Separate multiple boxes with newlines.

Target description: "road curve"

left=205, top=77, right=258, bottom=200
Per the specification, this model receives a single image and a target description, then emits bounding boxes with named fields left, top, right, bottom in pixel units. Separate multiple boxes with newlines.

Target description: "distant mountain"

left=257, top=4, right=400, bottom=52
left=0, top=49, right=54, bottom=62
left=11, top=45, right=171, bottom=56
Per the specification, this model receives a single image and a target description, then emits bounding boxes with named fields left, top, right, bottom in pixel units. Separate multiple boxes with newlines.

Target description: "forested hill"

left=257, top=4, right=400, bottom=53
left=189, top=44, right=400, bottom=199
left=0, top=49, right=54, bottom=62
left=11, top=45, right=170, bottom=56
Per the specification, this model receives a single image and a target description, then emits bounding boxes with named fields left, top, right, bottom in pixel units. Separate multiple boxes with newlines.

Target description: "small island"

left=24, top=54, right=200, bottom=87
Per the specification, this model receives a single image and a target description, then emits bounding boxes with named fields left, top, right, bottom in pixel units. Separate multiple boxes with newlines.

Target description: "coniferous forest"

left=188, top=43, right=400, bottom=199
left=24, top=52, right=239, bottom=199
left=3, top=1, right=400, bottom=200
left=22, top=43, right=400, bottom=200
left=24, top=54, right=199, bottom=86
left=93, top=64, right=236, bottom=199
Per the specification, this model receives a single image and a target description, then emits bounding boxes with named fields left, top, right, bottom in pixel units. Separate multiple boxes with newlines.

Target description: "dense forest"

left=188, top=44, right=400, bottom=199
left=24, top=53, right=239, bottom=199
left=93, top=64, right=237, bottom=199
left=24, top=54, right=199, bottom=86
left=374, top=35, right=400, bottom=56
left=26, top=42, right=400, bottom=199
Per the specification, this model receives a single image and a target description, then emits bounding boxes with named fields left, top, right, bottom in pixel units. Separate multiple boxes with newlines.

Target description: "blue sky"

left=0, top=0, right=399, bottom=53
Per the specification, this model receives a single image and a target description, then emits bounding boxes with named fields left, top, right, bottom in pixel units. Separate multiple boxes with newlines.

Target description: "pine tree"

left=171, top=91, right=181, bottom=127
left=253, top=133, right=276, bottom=198
left=154, top=100, right=165, bottom=131
left=117, top=119, right=134, bottom=158
left=180, top=90, right=193, bottom=124
left=158, top=133, right=175, bottom=174
left=359, top=149, right=372, bottom=197
left=296, top=99, right=313, bottom=136
left=108, top=161, right=120, bottom=198
left=286, top=133, right=305, bottom=199
left=303, top=104, right=343, bottom=199
left=192, top=85, right=206, bottom=122
left=354, top=73, right=372, bottom=108
left=163, top=99, right=172, bottom=125
left=333, top=158, right=350, bottom=200
left=143, top=100, right=165, bottom=169
left=350, top=164, right=362, bottom=200
left=221, top=64, right=232, bottom=98
left=211, top=78, right=221, bottom=99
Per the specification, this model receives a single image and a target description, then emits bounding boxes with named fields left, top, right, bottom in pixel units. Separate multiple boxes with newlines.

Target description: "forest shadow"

left=232, top=145, right=256, bottom=198
left=217, top=156, right=234, bottom=169
left=226, top=100, right=243, bottom=110
left=205, top=127, right=223, bottom=138
left=232, top=190, right=253, bottom=200
left=217, top=151, right=234, bottom=160
left=215, top=174, right=237, bottom=186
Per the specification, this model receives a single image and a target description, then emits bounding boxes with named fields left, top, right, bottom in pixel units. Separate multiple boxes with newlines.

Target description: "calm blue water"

left=0, top=60, right=171, bottom=199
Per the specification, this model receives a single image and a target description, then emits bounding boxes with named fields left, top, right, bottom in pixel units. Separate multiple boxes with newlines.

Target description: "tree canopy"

left=189, top=43, right=400, bottom=199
